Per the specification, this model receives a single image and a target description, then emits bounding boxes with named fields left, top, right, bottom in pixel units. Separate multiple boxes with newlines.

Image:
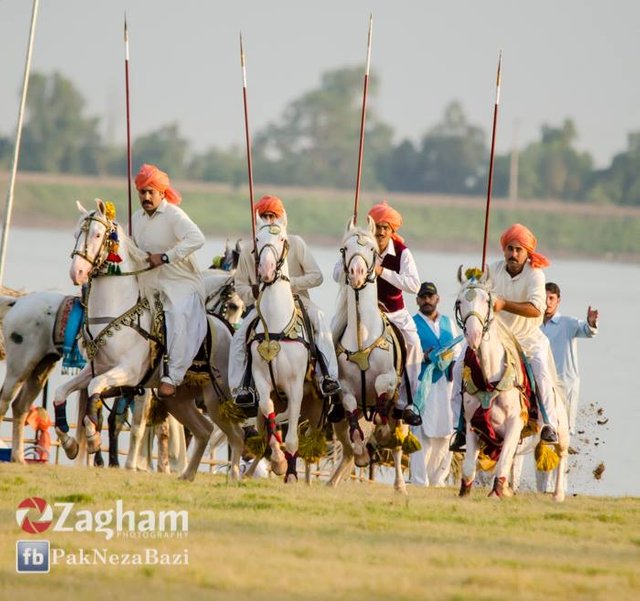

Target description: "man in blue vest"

left=409, top=281, right=461, bottom=485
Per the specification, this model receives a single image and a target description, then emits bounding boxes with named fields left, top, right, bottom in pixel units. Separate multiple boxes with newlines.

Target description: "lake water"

left=1, top=227, right=638, bottom=497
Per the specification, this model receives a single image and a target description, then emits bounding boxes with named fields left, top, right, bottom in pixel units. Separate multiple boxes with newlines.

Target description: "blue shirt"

left=541, top=312, right=597, bottom=383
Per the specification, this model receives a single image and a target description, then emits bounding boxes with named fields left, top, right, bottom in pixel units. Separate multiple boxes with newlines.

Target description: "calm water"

left=1, top=227, right=638, bottom=497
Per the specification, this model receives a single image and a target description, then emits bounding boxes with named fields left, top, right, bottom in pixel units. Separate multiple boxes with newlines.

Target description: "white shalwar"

left=229, top=235, right=338, bottom=393
left=133, top=199, right=206, bottom=386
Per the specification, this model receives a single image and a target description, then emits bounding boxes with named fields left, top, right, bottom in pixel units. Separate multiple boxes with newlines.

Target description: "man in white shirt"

left=132, top=163, right=206, bottom=398
left=450, top=223, right=560, bottom=451
left=542, top=282, right=598, bottom=435
left=230, top=195, right=340, bottom=410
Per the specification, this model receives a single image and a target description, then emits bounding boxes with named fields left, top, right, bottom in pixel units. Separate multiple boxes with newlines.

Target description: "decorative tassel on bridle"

left=104, top=201, right=123, bottom=275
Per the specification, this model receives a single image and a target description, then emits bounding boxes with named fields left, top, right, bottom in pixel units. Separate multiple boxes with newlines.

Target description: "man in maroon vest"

left=368, top=201, right=423, bottom=425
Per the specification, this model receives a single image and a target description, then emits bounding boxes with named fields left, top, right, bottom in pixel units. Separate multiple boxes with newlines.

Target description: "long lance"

left=240, top=33, right=258, bottom=276
left=124, top=14, right=133, bottom=235
left=0, top=0, right=40, bottom=285
left=353, top=14, right=373, bottom=225
left=481, top=50, right=503, bottom=271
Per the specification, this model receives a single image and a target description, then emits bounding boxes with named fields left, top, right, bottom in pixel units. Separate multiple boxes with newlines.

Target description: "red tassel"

left=107, top=253, right=122, bottom=263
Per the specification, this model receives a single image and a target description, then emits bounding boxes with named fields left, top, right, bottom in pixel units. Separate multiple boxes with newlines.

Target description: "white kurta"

left=132, top=199, right=206, bottom=385
left=229, top=235, right=338, bottom=392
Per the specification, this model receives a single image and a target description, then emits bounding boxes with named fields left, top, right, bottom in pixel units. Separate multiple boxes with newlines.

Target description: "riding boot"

left=326, top=395, right=345, bottom=423
left=391, top=405, right=423, bottom=427
left=54, top=401, right=69, bottom=433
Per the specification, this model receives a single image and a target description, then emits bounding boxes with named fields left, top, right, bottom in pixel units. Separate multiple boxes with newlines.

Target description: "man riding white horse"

left=332, top=201, right=422, bottom=426
left=450, top=223, right=560, bottom=451
left=230, top=195, right=340, bottom=409
left=132, top=163, right=207, bottom=399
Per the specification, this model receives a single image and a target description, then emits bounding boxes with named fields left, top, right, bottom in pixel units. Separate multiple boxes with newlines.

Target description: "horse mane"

left=115, top=223, right=150, bottom=268
left=332, top=224, right=378, bottom=344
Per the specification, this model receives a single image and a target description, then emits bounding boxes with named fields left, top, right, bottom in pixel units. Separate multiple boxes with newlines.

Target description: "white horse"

left=328, top=217, right=408, bottom=493
left=455, top=267, right=569, bottom=501
left=52, top=198, right=244, bottom=481
left=0, top=265, right=244, bottom=467
left=250, top=213, right=323, bottom=482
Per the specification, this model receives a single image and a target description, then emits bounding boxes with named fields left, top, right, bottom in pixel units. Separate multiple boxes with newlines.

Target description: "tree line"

left=1, top=68, right=639, bottom=206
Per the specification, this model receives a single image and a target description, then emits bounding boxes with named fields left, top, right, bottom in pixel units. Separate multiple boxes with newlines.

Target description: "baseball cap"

left=418, top=282, right=438, bottom=296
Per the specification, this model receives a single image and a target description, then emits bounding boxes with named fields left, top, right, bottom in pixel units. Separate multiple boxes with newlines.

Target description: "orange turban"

left=500, top=223, right=550, bottom=268
left=368, top=201, right=404, bottom=242
left=134, top=164, right=181, bottom=205
left=255, top=195, right=285, bottom=218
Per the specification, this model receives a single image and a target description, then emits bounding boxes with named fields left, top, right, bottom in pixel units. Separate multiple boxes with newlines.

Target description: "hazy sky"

left=1, top=1, right=639, bottom=169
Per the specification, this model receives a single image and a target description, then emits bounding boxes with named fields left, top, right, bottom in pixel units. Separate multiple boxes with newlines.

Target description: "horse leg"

left=327, top=419, right=355, bottom=487
left=203, top=386, right=244, bottom=483
left=166, top=393, right=213, bottom=481
left=392, top=446, right=408, bottom=495
left=490, top=416, right=522, bottom=499
left=255, top=375, right=286, bottom=476
left=125, top=391, right=149, bottom=471
left=283, top=382, right=304, bottom=484
left=460, top=424, right=480, bottom=497
left=53, top=368, right=92, bottom=461
left=10, top=357, right=56, bottom=463
left=156, top=419, right=170, bottom=474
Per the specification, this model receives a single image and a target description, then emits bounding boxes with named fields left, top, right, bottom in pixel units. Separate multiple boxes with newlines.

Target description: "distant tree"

left=20, top=72, right=102, bottom=173
left=586, top=132, right=640, bottom=206
left=132, top=123, right=189, bottom=178
left=188, top=146, right=245, bottom=187
left=376, top=140, right=422, bottom=192
left=516, top=119, right=593, bottom=201
left=417, top=101, right=487, bottom=194
left=253, top=66, right=393, bottom=189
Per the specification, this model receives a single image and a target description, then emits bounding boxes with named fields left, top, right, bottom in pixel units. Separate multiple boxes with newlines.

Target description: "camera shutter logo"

left=16, top=497, right=53, bottom=534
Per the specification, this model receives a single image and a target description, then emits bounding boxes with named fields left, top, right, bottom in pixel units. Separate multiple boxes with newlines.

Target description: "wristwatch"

left=161, top=253, right=170, bottom=264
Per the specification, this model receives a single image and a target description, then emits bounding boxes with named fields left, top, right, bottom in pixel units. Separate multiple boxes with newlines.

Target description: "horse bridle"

left=455, top=283, right=494, bottom=336
left=71, top=211, right=114, bottom=275
left=256, top=224, right=290, bottom=286
left=340, top=233, right=378, bottom=291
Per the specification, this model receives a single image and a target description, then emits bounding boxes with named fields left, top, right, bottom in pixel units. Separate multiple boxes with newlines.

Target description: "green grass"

left=1, top=463, right=639, bottom=600
left=4, top=173, right=640, bottom=260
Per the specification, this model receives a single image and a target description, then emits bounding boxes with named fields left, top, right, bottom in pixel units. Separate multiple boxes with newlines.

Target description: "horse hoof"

left=459, top=479, right=473, bottom=497
left=285, top=472, right=298, bottom=484
left=83, top=416, right=101, bottom=454
left=178, top=471, right=196, bottom=482
left=271, top=457, right=287, bottom=476
left=56, top=428, right=79, bottom=460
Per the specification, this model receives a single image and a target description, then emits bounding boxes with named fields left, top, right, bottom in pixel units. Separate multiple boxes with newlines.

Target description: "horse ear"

left=457, top=264, right=466, bottom=284
left=480, top=266, right=489, bottom=284
left=367, top=215, right=376, bottom=238
left=95, top=198, right=106, bottom=215
left=345, top=216, right=355, bottom=235
left=255, top=212, right=264, bottom=230
left=279, top=210, right=288, bottom=230
left=76, top=200, right=89, bottom=216
left=235, top=238, right=242, bottom=253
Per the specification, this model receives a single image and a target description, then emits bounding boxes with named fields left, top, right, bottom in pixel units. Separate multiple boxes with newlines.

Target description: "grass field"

left=3, top=171, right=640, bottom=260
left=1, top=463, right=639, bottom=601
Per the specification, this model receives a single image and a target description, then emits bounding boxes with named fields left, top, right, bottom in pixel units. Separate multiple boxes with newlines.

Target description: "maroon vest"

left=377, top=238, right=407, bottom=313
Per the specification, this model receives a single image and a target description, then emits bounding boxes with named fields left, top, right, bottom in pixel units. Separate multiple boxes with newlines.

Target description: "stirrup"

left=234, top=387, right=257, bottom=408
left=327, top=398, right=345, bottom=423
left=320, top=377, right=341, bottom=397
left=449, top=430, right=466, bottom=452
left=540, top=424, right=558, bottom=444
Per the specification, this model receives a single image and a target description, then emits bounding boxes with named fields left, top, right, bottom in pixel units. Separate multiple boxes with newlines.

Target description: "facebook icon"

left=16, top=540, right=50, bottom=573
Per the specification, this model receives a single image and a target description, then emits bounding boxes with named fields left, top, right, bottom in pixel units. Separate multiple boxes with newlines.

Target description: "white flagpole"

left=0, top=0, right=41, bottom=285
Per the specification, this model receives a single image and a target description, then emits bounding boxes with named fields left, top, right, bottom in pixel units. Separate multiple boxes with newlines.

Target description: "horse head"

left=340, top=215, right=378, bottom=290
left=255, top=212, right=289, bottom=285
left=455, top=265, right=493, bottom=351
left=70, top=199, right=117, bottom=286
